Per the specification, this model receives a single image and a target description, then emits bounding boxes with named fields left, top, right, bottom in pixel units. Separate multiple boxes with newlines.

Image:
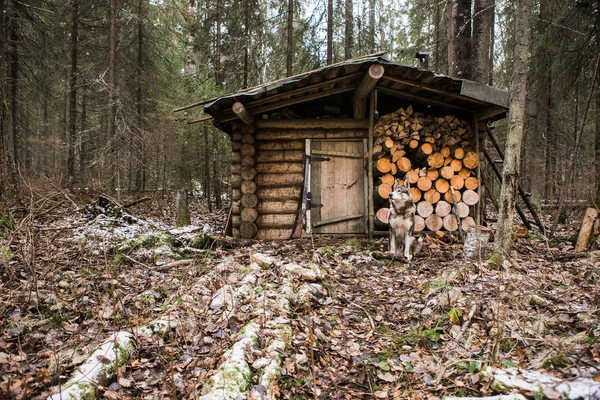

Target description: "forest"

left=1, top=0, right=600, bottom=399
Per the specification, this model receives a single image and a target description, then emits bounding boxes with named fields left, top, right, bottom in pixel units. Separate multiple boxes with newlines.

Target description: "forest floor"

left=1, top=182, right=599, bottom=399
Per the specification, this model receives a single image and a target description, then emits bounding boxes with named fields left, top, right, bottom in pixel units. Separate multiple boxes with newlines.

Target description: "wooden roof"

left=193, top=56, right=538, bottom=129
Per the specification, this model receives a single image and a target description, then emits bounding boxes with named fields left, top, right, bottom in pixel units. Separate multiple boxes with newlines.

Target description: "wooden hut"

left=187, top=55, right=538, bottom=240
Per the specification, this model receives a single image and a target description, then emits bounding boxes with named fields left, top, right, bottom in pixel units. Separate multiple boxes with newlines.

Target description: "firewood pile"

left=371, top=105, right=480, bottom=233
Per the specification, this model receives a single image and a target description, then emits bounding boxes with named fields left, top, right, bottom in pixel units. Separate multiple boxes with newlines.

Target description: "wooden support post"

left=232, top=102, right=255, bottom=125
left=482, top=148, right=533, bottom=231
left=354, top=64, right=384, bottom=120
left=368, top=89, right=377, bottom=238
left=474, top=116, right=481, bottom=225
left=485, top=125, right=545, bottom=233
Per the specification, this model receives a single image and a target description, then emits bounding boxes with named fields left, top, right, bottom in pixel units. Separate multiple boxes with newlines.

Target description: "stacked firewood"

left=371, top=105, right=480, bottom=233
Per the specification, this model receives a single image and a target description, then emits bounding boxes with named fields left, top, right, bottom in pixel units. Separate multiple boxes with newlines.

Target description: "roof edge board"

left=460, top=80, right=539, bottom=118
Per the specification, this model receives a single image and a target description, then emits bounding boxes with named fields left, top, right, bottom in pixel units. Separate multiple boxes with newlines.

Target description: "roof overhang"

left=180, top=56, right=538, bottom=131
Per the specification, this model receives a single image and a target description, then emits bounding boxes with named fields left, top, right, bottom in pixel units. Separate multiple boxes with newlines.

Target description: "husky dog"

left=388, top=180, right=423, bottom=261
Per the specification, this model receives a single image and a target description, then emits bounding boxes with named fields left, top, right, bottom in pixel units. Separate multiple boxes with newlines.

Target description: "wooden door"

left=310, top=140, right=366, bottom=234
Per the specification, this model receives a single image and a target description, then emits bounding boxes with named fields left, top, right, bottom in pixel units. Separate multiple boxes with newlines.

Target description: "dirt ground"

left=1, top=186, right=599, bottom=399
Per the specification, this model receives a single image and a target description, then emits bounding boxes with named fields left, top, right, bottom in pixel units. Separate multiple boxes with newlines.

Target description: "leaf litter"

left=0, top=190, right=599, bottom=399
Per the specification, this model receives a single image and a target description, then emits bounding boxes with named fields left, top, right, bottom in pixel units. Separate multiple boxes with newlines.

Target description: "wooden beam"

left=368, top=89, right=376, bottom=239
left=220, top=85, right=357, bottom=123
left=460, top=80, right=539, bottom=117
left=187, top=116, right=213, bottom=124
left=354, top=64, right=385, bottom=119
left=383, top=74, right=489, bottom=106
left=173, top=98, right=217, bottom=113
left=376, top=85, right=472, bottom=114
left=255, top=118, right=369, bottom=130
left=232, top=102, right=254, bottom=124
left=476, top=106, right=507, bottom=121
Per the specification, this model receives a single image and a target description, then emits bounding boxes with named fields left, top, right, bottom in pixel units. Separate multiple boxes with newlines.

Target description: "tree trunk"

left=327, top=0, right=333, bottom=65
left=184, top=0, right=197, bottom=86
left=344, top=0, right=353, bottom=60
left=79, top=86, right=87, bottom=187
left=67, top=0, right=78, bottom=184
left=175, top=189, right=191, bottom=227
left=108, top=0, right=117, bottom=190
left=215, top=0, right=222, bottom=85
left=472, top=0, right=493, bottom=84
left=448, top=0, right=472, bottom=79
left=135, top=0, right=146, bottom=193
left=243, top=0, right=249, bottom=88
left=368, top=0, right=375, bottom=52
left=494, top=0, right=532, bottom=258
left=204, top=124, right=212, bottom=212
left=286, top=0, right=293, bottom=76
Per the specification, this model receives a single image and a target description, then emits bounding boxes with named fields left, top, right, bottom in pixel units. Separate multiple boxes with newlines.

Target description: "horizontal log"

left=242, top=156, right=255, bottom=167
left=241, top=180, right=257, bottom=194
left=256, top=200, right=298, bottom=214
left=241, top=193, right=258, bottom=208
left=255, top=129, right=367, bottom=141
left=241, top=143, right=256, bottom=157
left=240, top=222, right=257, bottom=238
left=232, top=152, right=241, bottom=163
left=241, top=134, right=255, bottom=144
left=256, top=173, right=304, bottom=187
left=443, top=214, right=459, bottom=231
left=256, top=187, right=302, bottom=200
left=425, top=214, right=443, bottom=231
left=231, top=164, right=241, bottom=175
left=232, top=189, right=242, bottom=201
left=231, top=174, right=242, bottom=188
left=256, top=214, right=296, bottom=228
left=256, top=141, right=304, bottom=151
left=231, top=200, right=241, bottom=215
left=414, top=215, right=425, bottom=232
left=255, top=119, right=370, bottom=130
left=255, top=151, right=304, bottom=163
left=241, top=166, right=257, bottom=180
left=256, top=228, right=293, bottom=240
left=241, top=207, right=259, bottom=223
left=254, top=163, right=305, bottom=174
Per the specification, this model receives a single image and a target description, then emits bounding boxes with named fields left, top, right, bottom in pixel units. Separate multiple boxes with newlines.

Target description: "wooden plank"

left=255, top=129, right=367, bottom=141
left=311, top=140, right=365, bottom=234
left=220, top=86, right=357, bottom=123
left=460, top=80, right=539, bottom=117
left=256, top=119, right=369, bottom=130
left=311, top=149, right=363, bottom=158
left=368, top=91, right=375, bottom=238
left=354, top=64, right=385, bottom=119
left=376, top=86, right=472, bottom=114
left=313, top=213, right=364, bottom=228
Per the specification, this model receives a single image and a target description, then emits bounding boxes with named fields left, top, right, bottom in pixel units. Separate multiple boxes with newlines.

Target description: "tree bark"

left=472, top=0, right=493, bottom=84
left=184, top=0, right=197, bottom=85
left=67, top=0, right=78, bottom=184
left=286, top=0, right=293, bottom=76
left=108, top=0, right=117, bottom=190
left=215, top=0, right=222, bottom=85
left=243, top=0, right=250, bottom=88
left=494, top=0, right=532, bottom=258
left=327, top=0, right=333, bottom=65
left=344, top=0, right=353, bottom=60
left=448, top=0, right=472, bottom=79
left=135, top=0, right=146, bottom=193
left=204, top=124, right=212, bottom=212
left=368, top=0, right=375, bottom=52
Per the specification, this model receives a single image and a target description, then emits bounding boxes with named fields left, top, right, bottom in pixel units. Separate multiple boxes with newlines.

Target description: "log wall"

left=230, top=118, right=369, bottom=240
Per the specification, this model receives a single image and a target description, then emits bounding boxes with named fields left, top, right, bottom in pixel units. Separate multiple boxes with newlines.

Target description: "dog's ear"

left=404, top=179, right=410, bottom=189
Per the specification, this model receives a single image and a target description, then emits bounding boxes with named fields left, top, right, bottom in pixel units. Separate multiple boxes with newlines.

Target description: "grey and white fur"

left=388, top=180, right=423, bottom=261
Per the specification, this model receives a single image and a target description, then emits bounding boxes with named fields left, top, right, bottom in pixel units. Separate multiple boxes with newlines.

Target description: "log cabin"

left=188, top=55, right=538, bottom=240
